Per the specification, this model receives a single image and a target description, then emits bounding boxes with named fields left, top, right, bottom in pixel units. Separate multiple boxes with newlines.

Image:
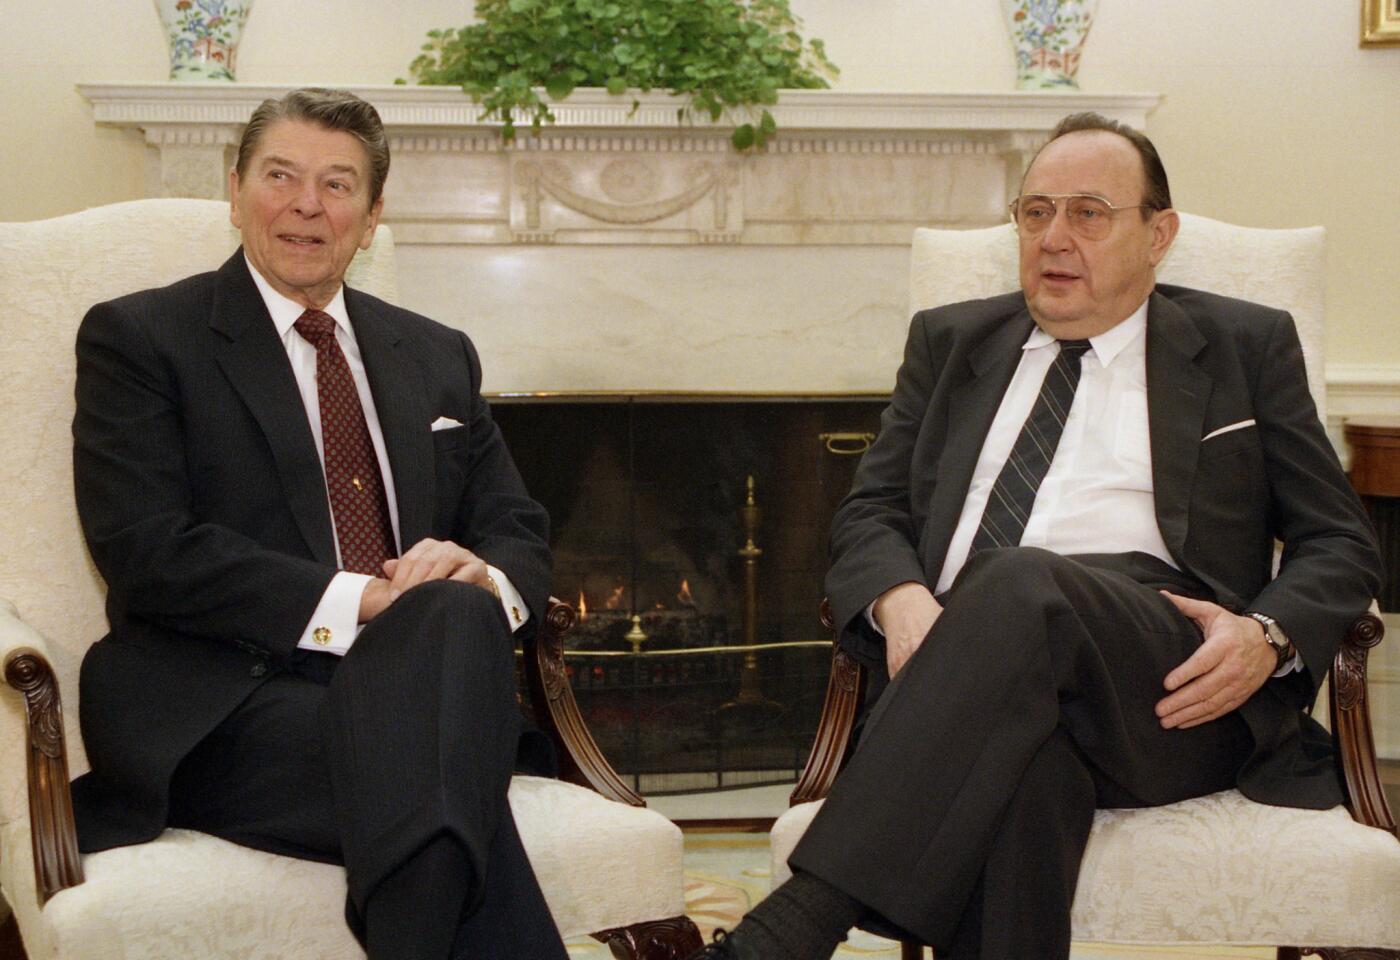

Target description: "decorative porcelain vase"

left=153, top=0, right=253, bottom=82
left=1001, top=0, right=1098, bottom=90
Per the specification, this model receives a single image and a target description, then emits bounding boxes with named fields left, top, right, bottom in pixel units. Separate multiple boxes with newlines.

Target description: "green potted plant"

left=404, top=0, right=838, bottom=149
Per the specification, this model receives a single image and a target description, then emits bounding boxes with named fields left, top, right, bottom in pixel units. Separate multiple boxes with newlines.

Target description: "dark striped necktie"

left=970, top=339, right=1093, bottom=554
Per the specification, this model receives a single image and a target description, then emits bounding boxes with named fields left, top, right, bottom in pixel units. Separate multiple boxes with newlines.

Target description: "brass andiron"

left=719, top=476, right=784, bottom=718
left=624, top=613, right=649, bottom=654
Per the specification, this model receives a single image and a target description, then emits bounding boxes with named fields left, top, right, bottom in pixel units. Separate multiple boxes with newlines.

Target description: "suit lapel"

left=209, top=252, right=337, bottom=565
left=1145, top=290, right=1212, bottom=563
left=348, top=289, right=435, bottom=550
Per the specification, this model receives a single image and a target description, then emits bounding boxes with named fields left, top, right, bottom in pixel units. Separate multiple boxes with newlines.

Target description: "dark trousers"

left=789, top=548, right=1254, bottom=959
left=167, top=580, right=567, bottom=960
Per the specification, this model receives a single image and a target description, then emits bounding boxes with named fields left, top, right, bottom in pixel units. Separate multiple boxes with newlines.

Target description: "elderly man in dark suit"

left=691, top=114, right=1382, bottom=960
left=71, top=88, right=565, bottom=960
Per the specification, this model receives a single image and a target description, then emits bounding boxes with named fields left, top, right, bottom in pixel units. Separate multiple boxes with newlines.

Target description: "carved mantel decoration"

left=80, top=84, right=1159, bottom=247
left=78, top=84, right=1161, bottom=395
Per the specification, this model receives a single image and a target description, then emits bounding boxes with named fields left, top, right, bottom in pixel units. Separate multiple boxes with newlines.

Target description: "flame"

left=577, top=589, right=588, bottom=621
left=604, top=585, right=625, bottom=610
left=677, top=579, right=694, bottom=606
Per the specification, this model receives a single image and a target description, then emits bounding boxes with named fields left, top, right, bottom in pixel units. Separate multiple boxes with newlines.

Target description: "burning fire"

left=676, top=579, right=695, bottom=607
left=604, top=585, right=625, bottom=610
left=577, top=589, right=588, bottom=621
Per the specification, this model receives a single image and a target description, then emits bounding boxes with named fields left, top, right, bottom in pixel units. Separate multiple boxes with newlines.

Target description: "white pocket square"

left=1201, top=419, right=1255, bottom=442
left=430, top=416, right=464, bottom=432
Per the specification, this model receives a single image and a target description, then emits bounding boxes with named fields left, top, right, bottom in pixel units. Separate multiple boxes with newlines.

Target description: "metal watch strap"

left=1244, top=611, right=1291, bottom=669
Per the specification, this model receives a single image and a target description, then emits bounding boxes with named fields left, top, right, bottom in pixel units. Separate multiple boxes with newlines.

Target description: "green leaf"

left=731, top=123, right=755, bottom=150
left=606, top=75, right=628, bottom=95
left=545, top=73, right=576, bottom=100
left=759, top=108, right=776, bottom=135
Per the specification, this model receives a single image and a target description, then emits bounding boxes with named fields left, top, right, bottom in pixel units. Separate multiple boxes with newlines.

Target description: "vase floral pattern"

left=1002, top=0, right=1097, bottom=90
left=154, top=0, right=252, bottom=82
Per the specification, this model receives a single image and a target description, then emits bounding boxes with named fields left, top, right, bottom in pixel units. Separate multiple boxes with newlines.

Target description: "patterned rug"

left=563, top=832, right=1274, bottom=959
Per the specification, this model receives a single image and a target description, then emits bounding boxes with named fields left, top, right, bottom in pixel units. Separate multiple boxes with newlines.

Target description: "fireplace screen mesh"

left=494, top=395, right=887, bottom=795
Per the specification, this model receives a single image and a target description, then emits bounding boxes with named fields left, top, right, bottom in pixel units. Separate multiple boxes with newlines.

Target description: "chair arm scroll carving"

left=522, top=598, right=644, bottom=807
left=4, top=646, right=84, bottom=904
left=1328, top=612, right=1395, bottom=836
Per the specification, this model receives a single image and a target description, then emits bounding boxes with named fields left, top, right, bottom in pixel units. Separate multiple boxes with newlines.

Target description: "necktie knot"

left=294, top=309, right=337, bottom=347
left=1058, top=338, right=1092, bottom=359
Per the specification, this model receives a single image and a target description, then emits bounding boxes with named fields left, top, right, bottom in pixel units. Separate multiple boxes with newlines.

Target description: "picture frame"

left=1362, top=0, right=1400, bottom=45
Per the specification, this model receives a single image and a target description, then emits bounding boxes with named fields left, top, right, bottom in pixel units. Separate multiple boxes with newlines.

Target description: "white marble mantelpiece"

left=79, top=83, right=1161, bottom=392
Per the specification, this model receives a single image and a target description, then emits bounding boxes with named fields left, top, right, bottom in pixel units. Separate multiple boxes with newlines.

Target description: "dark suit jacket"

left=71, top=251, right=551, bottom=850
left=826, top=285, right=1381, bottom=808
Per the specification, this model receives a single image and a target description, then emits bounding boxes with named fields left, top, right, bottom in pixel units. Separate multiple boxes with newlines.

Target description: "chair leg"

left=1296, top=950, right=1400, bottom=959
left=1278, top=950, right=1302, bottom=960
left=593, top=915, right=704, bottom=960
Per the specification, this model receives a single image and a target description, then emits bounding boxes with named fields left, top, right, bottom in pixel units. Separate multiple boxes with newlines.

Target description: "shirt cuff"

left=863, top=600, right=885, bottom=637
left=1272, top=651, right=1302, bottom=678
left=486, top=564, right=530, bottom=634
left=296, top=571, right=372, bottom=657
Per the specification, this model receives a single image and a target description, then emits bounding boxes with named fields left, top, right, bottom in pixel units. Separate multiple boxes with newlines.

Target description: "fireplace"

left=494, top=394, right=886, bottom=794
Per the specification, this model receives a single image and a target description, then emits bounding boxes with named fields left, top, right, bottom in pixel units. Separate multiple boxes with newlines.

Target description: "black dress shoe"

left=687, top=928, right=740, bottom=958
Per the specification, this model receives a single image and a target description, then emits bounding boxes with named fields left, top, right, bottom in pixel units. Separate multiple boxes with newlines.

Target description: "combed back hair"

left=235, top=88, right=390, bottom=206
left=1031, top=111, right=1172, bottom=216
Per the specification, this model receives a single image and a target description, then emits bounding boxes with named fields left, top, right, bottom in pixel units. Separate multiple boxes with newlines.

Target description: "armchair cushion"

left=771, top=791, right=1400, bottom=948
left=3, top=776, right=684, bottom=960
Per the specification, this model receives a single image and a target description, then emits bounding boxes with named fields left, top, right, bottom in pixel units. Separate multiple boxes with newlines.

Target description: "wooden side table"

left=1344, top=418, right=1400, bottom=611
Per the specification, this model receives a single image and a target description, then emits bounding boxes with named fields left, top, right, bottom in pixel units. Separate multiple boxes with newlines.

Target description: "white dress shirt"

left=246, top=257, right=529, bottom=655
left=934, top=300, right=1170, bottom=595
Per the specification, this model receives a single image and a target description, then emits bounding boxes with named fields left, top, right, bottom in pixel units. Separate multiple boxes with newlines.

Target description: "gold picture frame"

left=1362, top=0, right=1400, bottom=45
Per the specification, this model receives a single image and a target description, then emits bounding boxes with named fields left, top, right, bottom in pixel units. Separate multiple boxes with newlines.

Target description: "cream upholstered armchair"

left=0, top=199, right=701, bottom=959
left=769, top=214, right=1400, bottom=958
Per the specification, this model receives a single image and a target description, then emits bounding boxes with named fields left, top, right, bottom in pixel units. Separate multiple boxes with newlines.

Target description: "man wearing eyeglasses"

left=690, top=114, right=1380, bottom=960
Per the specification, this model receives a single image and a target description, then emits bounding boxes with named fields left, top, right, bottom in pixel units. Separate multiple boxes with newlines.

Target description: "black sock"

left=726, top=869, right=863, bottom=959
left=364, top=834, right=473, bottom=960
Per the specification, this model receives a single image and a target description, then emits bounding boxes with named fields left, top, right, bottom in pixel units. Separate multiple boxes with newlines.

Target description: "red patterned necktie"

left=294, top=309, right=396, bottom=575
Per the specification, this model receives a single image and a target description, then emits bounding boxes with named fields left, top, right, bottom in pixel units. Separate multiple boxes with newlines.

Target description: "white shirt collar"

left=244, top=254, right=352, bottom=339
left=1023, top=296, right=1150, bottom=366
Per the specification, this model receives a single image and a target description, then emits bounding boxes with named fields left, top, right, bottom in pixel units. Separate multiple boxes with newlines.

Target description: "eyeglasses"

left=1008, top=193, right=1154, bottom=240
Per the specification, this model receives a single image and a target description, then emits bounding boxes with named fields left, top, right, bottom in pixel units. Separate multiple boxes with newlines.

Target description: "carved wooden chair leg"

left=1300, top=950, right=1400, bottom=959
left=592, top=915, right=704, bottom=960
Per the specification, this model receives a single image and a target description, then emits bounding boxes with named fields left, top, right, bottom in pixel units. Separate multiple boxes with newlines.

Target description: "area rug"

left=563, top=832, right=1273, bottom=959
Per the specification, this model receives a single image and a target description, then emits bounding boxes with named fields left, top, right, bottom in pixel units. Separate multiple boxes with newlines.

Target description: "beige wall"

left=2, top=0, right=1397, bottom=369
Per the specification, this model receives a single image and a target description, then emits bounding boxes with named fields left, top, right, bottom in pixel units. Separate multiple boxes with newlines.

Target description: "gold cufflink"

left=313, top=626, right=332, bottom=645
left=511, top=606, right=521, bottom=624
left=352, top=477, right=364, bottom=491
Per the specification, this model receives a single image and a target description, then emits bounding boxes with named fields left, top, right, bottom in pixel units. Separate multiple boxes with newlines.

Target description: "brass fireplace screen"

left=494, top=394, right=886, bottom=795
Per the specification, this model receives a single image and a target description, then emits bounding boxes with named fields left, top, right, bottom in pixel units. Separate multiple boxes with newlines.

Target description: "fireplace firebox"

left=494, top=394, right=887, bottom=795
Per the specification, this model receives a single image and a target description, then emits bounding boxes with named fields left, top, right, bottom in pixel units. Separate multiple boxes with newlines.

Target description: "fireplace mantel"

left=80, top=83, right=1159, bottom=245
left=77, top=82, right=1160, bottom=392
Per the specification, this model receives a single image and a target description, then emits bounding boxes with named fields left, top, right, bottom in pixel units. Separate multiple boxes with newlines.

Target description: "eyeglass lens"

left=1013, top=195, right=1116, bottom=239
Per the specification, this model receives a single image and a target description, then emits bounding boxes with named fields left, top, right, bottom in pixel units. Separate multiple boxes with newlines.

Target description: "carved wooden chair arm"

left=1, top=601, right=84, bottom=906
left=521, top=598, right=644, bottom=807
left=1330, top=611, right=1396, bottom=835
left=790, top=598, right=866, bottom=805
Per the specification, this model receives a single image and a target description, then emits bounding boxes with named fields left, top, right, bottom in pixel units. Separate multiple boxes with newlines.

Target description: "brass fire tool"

left=718, top=476, right=785, bottom=717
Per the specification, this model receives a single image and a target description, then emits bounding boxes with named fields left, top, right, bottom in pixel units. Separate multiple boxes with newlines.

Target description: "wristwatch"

left=1244, top=611, right=1294, bottom=670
